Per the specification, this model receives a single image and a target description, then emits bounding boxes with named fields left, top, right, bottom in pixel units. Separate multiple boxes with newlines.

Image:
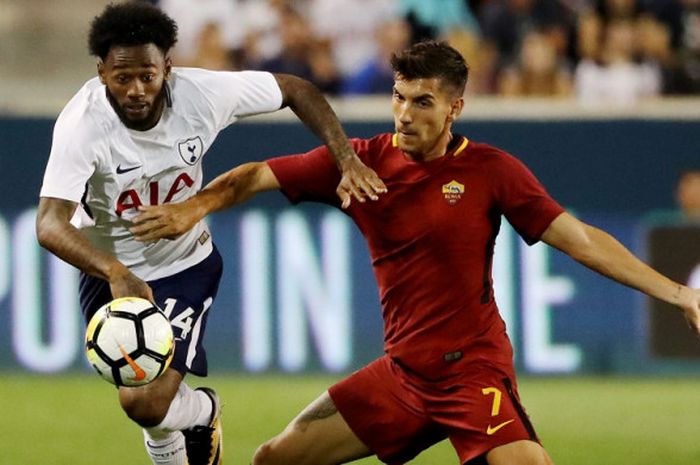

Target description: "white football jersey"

left=40, top=68, right=283, bottom=280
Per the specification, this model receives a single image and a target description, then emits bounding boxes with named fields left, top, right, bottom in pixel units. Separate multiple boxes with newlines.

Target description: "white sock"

left=156, top=382, right=213, bottom=431
left=143, top=431, right=187, bottom=465
left=149, top=383, right=213, bottom=432
left=142, top=382, right=214, bottom=465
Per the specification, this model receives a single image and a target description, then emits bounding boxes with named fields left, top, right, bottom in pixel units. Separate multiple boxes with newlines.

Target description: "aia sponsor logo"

left=115, top=173, right=195, bottom=217
left=441, top=180, right=465, bottom=205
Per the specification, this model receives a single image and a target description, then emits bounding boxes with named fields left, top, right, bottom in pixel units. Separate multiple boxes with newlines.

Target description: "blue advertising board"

left=1, top=117, right=698, bottom=375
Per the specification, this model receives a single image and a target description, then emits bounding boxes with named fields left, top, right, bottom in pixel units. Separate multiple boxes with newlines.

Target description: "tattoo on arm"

left=274, top=74, right=354, bottom=165
left=675, top=284, right=684, bottom=302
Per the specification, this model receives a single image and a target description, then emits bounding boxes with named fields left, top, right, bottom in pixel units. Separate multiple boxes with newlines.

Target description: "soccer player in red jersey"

left=131, top=41, right=700, bottom=465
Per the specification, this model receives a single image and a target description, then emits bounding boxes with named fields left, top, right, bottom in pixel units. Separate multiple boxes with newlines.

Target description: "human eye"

left=142, top=74, right=154, bottom=83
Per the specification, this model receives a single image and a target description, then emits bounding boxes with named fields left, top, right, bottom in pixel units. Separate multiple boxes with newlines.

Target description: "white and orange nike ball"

left=85, top=297, right=174, bottom=387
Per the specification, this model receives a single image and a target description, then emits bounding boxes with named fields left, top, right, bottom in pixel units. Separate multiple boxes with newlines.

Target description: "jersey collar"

left=392, top=133, right=470, bottom=158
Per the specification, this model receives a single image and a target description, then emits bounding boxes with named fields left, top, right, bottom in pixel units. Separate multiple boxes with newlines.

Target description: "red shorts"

left=328, top=355, right=539, bottom=465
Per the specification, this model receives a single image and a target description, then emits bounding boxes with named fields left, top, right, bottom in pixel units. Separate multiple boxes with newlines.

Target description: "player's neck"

left=410, top=130, right=454, bottom=163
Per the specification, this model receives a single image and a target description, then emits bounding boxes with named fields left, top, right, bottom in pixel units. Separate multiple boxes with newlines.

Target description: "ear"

left=97, top=60, right=106, bottom=85
left=164, top=56, right=172, bottom=81
left=446, top=97, right=464, bottom=123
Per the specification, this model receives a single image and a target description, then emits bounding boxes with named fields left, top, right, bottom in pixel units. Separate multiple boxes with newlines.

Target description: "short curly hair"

left=88, top=1, right=178, bottom=59
left=391, top=41, right=469, bottom=98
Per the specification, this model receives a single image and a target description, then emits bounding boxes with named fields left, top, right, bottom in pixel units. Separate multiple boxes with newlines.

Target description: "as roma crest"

left=442, top=180, right=465, bottom=205
left=178, top=136, right=204, bottom=166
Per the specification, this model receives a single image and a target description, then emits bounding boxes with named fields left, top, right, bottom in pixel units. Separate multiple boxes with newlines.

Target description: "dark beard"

left=105, top=85, right=167, bottom=131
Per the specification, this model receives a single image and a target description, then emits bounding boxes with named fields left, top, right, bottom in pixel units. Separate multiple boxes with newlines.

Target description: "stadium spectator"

left=445, top=27, right=500, bottom=94
left=594, top=0, right=640, bottom=21
left=128, top=40, right=700, bottom=465
left=158, top=0, right=244, bottom=68
left=575, top=18, right=662, bottom=105
left=307, top=0, right=398, bottom=79
left=144, top=0, right=700, bottom=97
left=497, top=28, right=574, bottom=96
left=398, top=0, right=481, bottom=42
left=641, top=0, right=685, bottom=47
left=341, top=18, right=412, bottom=95
left=636, top=13, right=686, bottom=94
left=671, top=0, right=700, bottom=93
left=595, top=0, right=685, bottom=48
left=35, top=3, right=385, bottom=465
left=256, top=6, right=341, bottom=94
left=478, top=0, right=574, bottom=71
left=576, top=9, right=604, bottom=61
left=184, top=22, right=237, bottom=70
left=676, top=169, right=700, bottom=220
left=237, top=0, right=287, bottom=68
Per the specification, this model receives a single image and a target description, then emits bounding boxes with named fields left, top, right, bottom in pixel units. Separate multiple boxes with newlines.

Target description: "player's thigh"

left=253, top=391, right=371, bottom=465
left=149, top=249, right=223, bottom=376
left=486, top=440, right=554, bottom=465
left=329, top=356, right=445, bottom=463
left=441, top=371, right=541, bottom=464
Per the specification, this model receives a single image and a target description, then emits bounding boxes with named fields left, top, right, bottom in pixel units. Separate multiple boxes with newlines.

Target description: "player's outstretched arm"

left=36, top=197, right=154, bottom=301
left=541, top=212, right=700, bottom=335
left=131, top=161, right=279, bottom=242
left=273, top=73, right=387, bottom=208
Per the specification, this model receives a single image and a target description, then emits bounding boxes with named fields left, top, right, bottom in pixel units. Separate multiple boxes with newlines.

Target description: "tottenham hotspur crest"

left=442, top=180, right=465, bottom=205
left=177, top=136, right=204, bottom=166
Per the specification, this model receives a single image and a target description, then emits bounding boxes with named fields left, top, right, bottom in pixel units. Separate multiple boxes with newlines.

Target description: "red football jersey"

left=267, top=133, right=564, bottom=379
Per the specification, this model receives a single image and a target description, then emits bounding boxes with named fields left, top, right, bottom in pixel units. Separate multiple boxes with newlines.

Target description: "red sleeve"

left=494, top=152, right=565, bottom=245
left=266, top=144, right=342, bottom=206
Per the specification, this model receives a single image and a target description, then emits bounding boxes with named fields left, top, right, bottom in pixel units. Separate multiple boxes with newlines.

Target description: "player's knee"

left=252, top=440, right=276, bottom=465
left=486, top=440, right=553, bottom=465
left=118, top=388, right=171, bottom=427
left=252, top=438, right=298, bottom=465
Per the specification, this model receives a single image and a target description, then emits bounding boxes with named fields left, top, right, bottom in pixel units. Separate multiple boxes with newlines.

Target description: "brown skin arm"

left=130, top=162, right=279, bottom=242
left=273, top=73, right=386, bottom=208
left=36, top=197, right=154, bottom=301
left=541, top=212, right=700, bottom=335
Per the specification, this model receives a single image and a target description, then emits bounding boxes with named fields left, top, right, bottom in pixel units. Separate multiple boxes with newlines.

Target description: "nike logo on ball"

left=486, top=419, right=514, bottom=435
left=116, top=164, right=142, bottom=174
left=119, top=345, right=147, bottom=381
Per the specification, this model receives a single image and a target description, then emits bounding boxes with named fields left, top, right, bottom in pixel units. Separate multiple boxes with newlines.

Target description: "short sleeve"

left=194, top=70, right=283, bottom=129
left=495, top=153, right=564, bottom=244
left=39, top=105, right=101, bottom=203
left=266, top=145, right=342, bottom=206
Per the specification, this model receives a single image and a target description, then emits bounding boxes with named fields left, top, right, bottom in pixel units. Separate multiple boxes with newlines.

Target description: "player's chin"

left=397, top=132, right=421, bottom=148
left=397, top=139, right=418, bottom=154
left=120, top=107, right=157, bottom=130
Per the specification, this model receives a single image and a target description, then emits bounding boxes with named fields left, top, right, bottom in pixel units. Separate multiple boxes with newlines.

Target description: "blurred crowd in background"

left=144, top=0, right=700, bottom=104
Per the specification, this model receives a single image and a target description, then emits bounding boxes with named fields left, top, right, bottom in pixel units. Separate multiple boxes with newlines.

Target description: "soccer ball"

left=85, top=297, right=175, bottom=387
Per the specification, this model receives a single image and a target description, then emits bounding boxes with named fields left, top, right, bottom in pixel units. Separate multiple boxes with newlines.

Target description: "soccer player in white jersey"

left=35, top=3, right=386, bottom=465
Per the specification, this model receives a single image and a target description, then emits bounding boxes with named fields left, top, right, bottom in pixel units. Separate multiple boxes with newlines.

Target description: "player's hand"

left=680, top=287, right=700, bottom=337
left=130, top=203, right=203, bottom=242
left=336, top=155, right=387, bottom=209
left=108, top=265, right=154, bottom=302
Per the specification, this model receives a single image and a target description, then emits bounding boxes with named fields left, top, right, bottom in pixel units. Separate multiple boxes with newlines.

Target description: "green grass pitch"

left=1, top=374, right=700, bottom=464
